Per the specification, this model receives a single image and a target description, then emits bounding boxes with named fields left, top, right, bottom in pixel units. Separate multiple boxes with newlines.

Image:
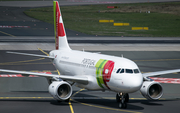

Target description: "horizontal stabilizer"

left=7, top=51, right=54, bottom=59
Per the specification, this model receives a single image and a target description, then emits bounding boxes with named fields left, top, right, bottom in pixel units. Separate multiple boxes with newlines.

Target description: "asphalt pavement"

left=0, top=51, right=180, bottom=113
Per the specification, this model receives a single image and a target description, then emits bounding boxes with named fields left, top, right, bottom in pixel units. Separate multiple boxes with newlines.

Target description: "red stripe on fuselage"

left=102, top=60, right=114, bottom=89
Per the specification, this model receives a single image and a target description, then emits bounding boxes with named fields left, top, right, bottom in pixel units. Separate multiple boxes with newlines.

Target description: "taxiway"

left=0, top=51, right=180, bottom=113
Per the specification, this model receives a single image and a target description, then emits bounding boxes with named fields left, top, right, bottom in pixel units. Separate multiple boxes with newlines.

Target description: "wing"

left=143, top=69, right=180, bottom=79
left=0, top=69, right=88, bottom=84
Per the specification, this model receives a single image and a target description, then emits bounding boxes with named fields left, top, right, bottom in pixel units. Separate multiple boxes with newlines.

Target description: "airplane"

left=0, top=1, right=180, bottom=109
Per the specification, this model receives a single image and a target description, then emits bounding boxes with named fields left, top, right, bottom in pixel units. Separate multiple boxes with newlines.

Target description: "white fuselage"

left=49, top=49, right=143, bottom=93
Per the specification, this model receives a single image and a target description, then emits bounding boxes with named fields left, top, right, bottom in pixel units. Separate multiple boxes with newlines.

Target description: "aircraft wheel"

left=125, top=93, right=129, bottom=103
left=116, top=94, right=121, bottom=102
left=123, top=102, right=127, bottom=109
left=119, top=102, right=123, bottom=108
left=119, top=102, right=127, bottom=109
left=118, top=93, right=128, bottom=109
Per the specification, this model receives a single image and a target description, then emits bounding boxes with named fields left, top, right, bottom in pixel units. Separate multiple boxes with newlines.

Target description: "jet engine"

left=49, top=81, right=72, bottom=101
left=140, top=81, right=163, bottom=100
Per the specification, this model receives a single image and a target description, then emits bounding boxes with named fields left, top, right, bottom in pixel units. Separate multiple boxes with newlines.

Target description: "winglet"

left=53, top=1, right=71, bottom=50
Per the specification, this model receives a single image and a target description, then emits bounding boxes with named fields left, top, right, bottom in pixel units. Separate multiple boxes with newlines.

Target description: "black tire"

left=123, top=102, right=127, bottom=109
left=116, top=94, right=120, bottom=102
left=119, top=102, right=127, bottom=109
left=125, top=93, right=129, bottom=103
left=119, top=102, right=123, bottom=108
left=116, top=94, right=122, bottom=103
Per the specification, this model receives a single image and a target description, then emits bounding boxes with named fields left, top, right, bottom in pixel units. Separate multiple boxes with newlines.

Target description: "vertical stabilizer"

left=53, top=1, right=71, bottom=50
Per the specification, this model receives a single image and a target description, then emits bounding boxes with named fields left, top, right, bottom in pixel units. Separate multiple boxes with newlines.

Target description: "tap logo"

left=95, top=59, right=114, bottom=89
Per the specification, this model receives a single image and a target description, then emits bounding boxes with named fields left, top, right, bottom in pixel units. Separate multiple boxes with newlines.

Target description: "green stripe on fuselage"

left=95, top=59, right=108, bottom=88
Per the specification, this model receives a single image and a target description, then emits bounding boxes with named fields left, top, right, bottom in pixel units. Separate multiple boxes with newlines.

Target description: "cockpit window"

left=134, top=69, right=140, bottom=73
left=120, top=69, right=124, bottom=73
left=116, top=68, right=139, bottom=74
left=126, top=69, right=133, bottom=74
left=116, top=68, right=121, bottom=73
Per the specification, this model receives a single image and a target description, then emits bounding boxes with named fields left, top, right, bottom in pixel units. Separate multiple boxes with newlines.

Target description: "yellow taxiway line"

left=0, top=31, right=16, bottom=37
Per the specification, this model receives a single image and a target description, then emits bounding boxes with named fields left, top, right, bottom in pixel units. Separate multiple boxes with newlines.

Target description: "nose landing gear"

left=116, top=93, right=129, bottom=109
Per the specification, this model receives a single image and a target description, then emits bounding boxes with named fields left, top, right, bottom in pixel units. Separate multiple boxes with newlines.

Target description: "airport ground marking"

left=71, top=89, right=141, bottom=113
left=99, top=20, right=114, bottom=23
left=57, top=69, right=60, bottom=75
left=38, top=48, right=49, bottom=56
left=0, top=58, right=45, bottom=65
left=0, top=31, right=16, bottom=37
left=114, top=23, right=130, bottom=26
left=0, top=62, right=52, bottom=66
left=72, top=99, right=142, bottom=113
left=0, top=97, right=166, bottom=100
left=132, top=27, right=148, bottom=30
left=0, top=97, right=53, bottom=99
left=72, top=88, right=85, bottom=97
left=69, top=101, right=75, bottom=113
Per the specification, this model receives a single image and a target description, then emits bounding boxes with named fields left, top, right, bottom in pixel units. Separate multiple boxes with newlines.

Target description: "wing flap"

left=0, top=69, right=88, bottom=84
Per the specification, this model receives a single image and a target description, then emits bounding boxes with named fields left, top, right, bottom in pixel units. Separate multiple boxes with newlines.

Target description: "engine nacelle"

left=49, top=81, right=72, bottom=101
left=140, top=81, right=163, bottom=100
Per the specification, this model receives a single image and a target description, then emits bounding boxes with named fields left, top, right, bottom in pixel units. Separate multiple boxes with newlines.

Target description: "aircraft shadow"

left=72, top=91, right=180, bottom=110
left=0, top=90, right=179, bottom=110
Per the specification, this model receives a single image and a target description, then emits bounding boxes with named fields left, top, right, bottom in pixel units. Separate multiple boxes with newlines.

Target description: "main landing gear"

left=116, top=93, right=129, bottom=109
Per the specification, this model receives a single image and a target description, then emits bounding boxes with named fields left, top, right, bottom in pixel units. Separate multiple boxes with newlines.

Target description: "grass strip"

left=24, top=2, right=180, bottom=37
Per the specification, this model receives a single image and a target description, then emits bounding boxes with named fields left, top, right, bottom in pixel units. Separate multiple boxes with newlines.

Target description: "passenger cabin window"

left=116, top=68, right=139, bottom=74
left=126, top=69, right=133, bottom=74
left=134, top=69, right=140, bottom=74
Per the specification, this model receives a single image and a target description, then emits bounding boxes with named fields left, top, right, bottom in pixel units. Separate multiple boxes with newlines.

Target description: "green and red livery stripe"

left=95, top=59, right=115, bottom=89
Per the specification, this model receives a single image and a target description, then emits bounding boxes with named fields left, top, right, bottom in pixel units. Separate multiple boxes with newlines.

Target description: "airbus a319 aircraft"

left=0, top=1, right=180, bottom=109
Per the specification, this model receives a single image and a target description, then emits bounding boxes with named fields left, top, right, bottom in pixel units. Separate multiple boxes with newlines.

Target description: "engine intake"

left=49, top=81, right=72, bottom=101
left=140, top=81, right=163, bottom=100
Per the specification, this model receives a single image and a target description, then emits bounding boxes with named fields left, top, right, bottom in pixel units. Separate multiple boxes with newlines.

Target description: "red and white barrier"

left=0, top=26, right=30, bottom=28
left=149, top=77, right=180, bottom=84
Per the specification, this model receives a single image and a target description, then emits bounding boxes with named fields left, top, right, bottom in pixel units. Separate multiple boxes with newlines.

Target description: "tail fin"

left=53, top=1, right=71, bottom=50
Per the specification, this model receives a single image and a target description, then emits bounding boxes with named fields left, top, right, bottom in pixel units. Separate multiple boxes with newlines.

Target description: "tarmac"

left=0, top=50, right=180, bottom=113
